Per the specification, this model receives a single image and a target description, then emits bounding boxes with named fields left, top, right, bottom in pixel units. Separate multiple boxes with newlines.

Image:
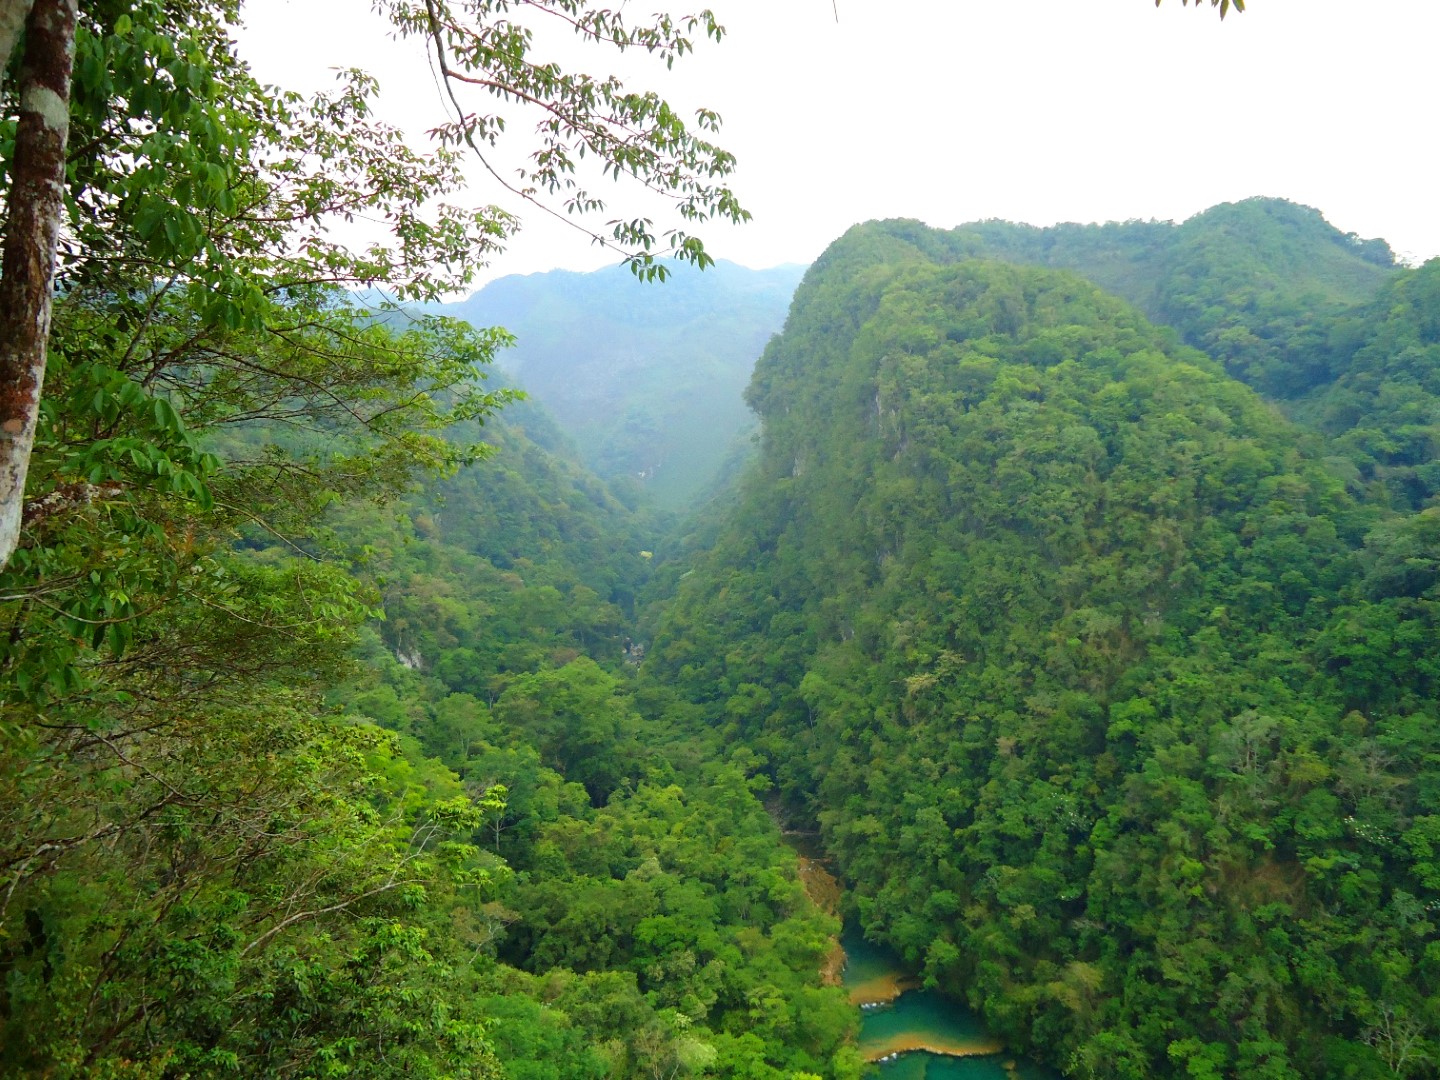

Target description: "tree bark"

left=0, top=0, right=76, bottom=570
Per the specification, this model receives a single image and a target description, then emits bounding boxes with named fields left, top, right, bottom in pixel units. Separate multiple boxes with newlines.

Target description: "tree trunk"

left=0, top=0, right=76, bottom=570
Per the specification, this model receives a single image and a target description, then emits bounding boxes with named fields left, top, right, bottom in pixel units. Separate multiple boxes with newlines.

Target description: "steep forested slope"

left=0, top=305, right=858, bottom=1078
left=1291, top=260, right=1440, bottom=510
left=311, top=408, right=865, bottom=1080
left=976, top=200, right=1440, bottom=509
left=443, top=261, right=806, bottom=509
left=898, top=200, right=1440, bottom=514
left=647, top=230, right=1439, bottom=1078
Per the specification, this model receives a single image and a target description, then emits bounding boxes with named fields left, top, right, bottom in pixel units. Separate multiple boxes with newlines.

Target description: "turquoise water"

left=841, top=929, right=1063, bottom=1079
left=861, top=987, right=999, bottom=1052
left=871, top=1054, right=1062, bottom=1080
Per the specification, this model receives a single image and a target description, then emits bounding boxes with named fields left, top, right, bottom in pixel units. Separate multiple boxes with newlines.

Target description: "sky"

left=238, top=1, right=1440, bottom=288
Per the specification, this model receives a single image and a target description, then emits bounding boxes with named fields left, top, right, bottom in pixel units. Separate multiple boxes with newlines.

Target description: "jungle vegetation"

left=0, top=0, right=1435, bottom=1077
left=647, top=206, right=1440, bottom=1079
left=0, top=2, right=857, bottom=1077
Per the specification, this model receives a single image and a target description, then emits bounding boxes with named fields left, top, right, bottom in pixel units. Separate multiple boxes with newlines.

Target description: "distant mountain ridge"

left=816, top=198, right=1398, bottom=398
left=441, top=260, right=807, bottom=510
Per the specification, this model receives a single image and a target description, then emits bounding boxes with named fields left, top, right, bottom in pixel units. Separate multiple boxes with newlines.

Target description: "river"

left=783, top=824, right=1062, bottom=1078
left=842, top=928, right=1063, bottom=1079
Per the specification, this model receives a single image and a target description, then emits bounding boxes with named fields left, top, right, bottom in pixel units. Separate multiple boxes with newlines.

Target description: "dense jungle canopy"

left=648, top=201, right=1439, bottom=1078
left=2, top=1, right=1438, bottom=1079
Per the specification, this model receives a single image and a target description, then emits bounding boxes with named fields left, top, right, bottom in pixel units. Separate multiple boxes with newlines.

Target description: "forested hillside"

left=0, top=2, right=855, bottom=1077
left=812, top=199, right=1395, bottom=397
left=310, top=405, right=866, bottom=1079
left=911, top=200, right=1440, bottom=512
left=1, top=364, right=861, bottom=1076
left=444, top=261, right=805, bottom=509
left=647, top=221, right=1440, bottom=1078
left=1, top=2, right=1436, bottom=1074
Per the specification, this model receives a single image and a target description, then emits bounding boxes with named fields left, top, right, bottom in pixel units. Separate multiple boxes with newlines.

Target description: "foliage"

left=647, top=226, right=1440, bottom=1078
left=1161, top=0, right=1245, bottom=17
left=272, top=392, right=859, bottom=1077
left=0, top=1, right=831, bottom=1076
left=382, top=0, right=749, bottom=277
left=823, top=198, right=1396, bottom=400
left=920, top=199, right=1437, bottom=514
left=2, top=2, right=1433, bottom=1077
left=0, top=3, right=515, bottom=1063
left=1292, top=260, right=1440, bottom=509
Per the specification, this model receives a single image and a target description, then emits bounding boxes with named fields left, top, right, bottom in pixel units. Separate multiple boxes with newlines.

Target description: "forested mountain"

left=442, top=261, right=806, bottom=509
left=936, top=199, right=1440, bottom=511
left=1290, top=260, right=1440, bottom=510
left=646, top=221, right=1440, bottom=1078
left=811, top=198, right=1395, bottom=397
left=3, top=19, right=1436, bottom=1071
left=440, top=199, right=1411, bottom=516
left=17, top=0, right=1436, bottom=1078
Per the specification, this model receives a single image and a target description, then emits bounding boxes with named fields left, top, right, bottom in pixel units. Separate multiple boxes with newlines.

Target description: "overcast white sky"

left=238, top=1, right=1440, bottom=287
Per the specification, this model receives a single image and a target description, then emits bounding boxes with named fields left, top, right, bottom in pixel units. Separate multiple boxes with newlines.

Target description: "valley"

left=4, top=195, right=1437, bottom=1079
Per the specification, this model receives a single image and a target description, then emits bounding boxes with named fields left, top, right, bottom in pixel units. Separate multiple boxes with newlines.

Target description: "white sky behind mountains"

left=239, top=0, right=1440, bottom=286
